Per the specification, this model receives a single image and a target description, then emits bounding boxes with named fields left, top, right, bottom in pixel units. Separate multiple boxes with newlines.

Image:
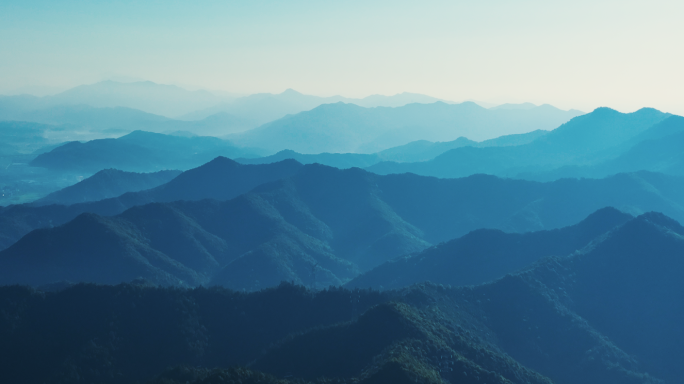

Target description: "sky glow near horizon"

left=1, top=0, right=682, bottom=114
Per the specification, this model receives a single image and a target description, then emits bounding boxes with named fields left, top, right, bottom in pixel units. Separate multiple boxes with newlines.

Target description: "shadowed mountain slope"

left=0, top=158, right=303, bottom=250
left=34, top=169, right=181, bottom=206
left=2, top=212, right=684, bottom=383
left=347, top=207, right=633, bottom=290
left=4, top=164, right=684, bottom=289
left=0, top=283, right=391, bottom=384
left=254, top=212, right=684, bottom=384
left=470, top=211, right=684, bottom=383
left=0, top=194, right=360, bottom=288
left=0, top=212, right=204, bottom=287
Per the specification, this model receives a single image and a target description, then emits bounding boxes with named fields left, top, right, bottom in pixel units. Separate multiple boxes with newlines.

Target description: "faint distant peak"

left=633, top=107, right=669, bottom=116
left=456, top=101, right=487, bottom=109
left=280, top=88, right=304, bottom=96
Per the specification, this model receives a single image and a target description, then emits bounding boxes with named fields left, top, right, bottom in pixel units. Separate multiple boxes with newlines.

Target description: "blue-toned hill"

left=30, top=131, right=261, bottom=172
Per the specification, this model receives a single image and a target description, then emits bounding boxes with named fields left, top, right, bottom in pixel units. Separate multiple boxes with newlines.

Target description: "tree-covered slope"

left=0, top=158, right=302, bottom=250
left=3, top=211, right=684, bottom=383
left=348, top=207, right=633, bottom=290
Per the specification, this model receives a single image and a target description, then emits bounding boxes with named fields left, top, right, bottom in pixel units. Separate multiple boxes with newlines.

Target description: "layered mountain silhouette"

left=2, top=211, right=684, bottom=383
left=252, top=211, right=684, bottom=384
left=4, top=161, right=684, bottom=289
left=348, top=207, right=633, bottom=289
left=236, top=129, right=549, bottom=169
left=0, top=158, right=302, bottom=250
left=47, top=80, right=225, bottom=117
left=0, top=102, right=260, bottom=136
left=0, top=81, right=225, bottom=118
left=33, top=169, right=181, bottom=206
left=30, top=131, right=262, bottom=172
left=179, top=88, right=450, bottom=124
left=528, top=115, right=684, bottom=180
left=368, top=107, right=671, bottom=179
left=231, top=101, right=583, bottom=153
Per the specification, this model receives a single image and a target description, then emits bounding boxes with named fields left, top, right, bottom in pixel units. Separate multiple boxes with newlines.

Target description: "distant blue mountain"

left=33, top=169, right=182, bottom=206
left=367, top=107, right=671, bottom=178
left=348, top=207, right=632, bottom=290
left=1, top=80, right=225, bottom=118
left=236, top=130, right=549, bottom=168
left=230, top=101, right=583, bottom=153
left=30, top=131, right=263, bottom=173
left=525, top=115, right=684, bottom=180
left=2, top=161, right=684, bottom=287
left=178, top=88, right=450, bottom=124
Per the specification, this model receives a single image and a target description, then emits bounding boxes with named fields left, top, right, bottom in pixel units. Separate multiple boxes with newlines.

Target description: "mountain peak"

left=280, top=88, right=303, bottom=96
left=577, top=207, right=633, bottom=228
left=590, top=106, right=620, bottom=114
left=182, top=156, right=241, bottom=174
left=633, top=211, right=684, bottom=232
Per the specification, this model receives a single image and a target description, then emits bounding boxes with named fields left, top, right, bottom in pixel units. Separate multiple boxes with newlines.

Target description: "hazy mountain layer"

left=30, top=131, right=262, bottom=172
left=179, top=89, right=450, bottom=124
left=34, top=169, right=182, bottom=206
left=374, top=129, right=549, bottom=162
left=49, top=81, right=225, bottom=118
left=231, top=101, right=583, bottom=153
left=0, top=81, right=226, bottom=118
left=2, top=211, right=683, bottom=383
left=236, top=130, right=549, bottom=169
left=367, top=107, right=671, bottom=178
left=525, top=115, right=684, bottom=180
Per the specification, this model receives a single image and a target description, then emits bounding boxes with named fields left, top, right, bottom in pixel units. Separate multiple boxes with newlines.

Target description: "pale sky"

left=1, top=0, right=682, bottom=114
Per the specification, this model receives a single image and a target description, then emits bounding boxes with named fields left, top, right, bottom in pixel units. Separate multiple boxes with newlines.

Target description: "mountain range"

left=367, top=107, right=674, bottom=179
left=1, top=83, right=584, bottom=152
left=2, top=210, right=684, bottom=383
left=33, top=169, right=182, bottom=206
left=29, top=131, right=263, bottom=173
left=230, top=101, right=584, bottom=153
left=236, top=129, right=549, bottom=168
left=525, top=114, right=684, bottom=180
left=252, top=211, right=684, bottom=384
left=0, top=158, right=303, bottom=250
left=3, top=159, right=684, bottom=289
left=4, top=80, right=684, bottom=384
left=178, top=88, right=450, bottom=123
left=347, top=207, right=633, bottom=290
left=0, top=81, right=225, bottom=118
